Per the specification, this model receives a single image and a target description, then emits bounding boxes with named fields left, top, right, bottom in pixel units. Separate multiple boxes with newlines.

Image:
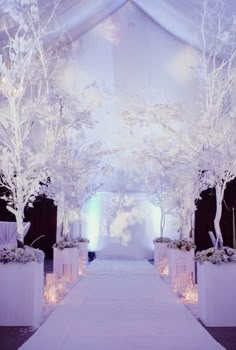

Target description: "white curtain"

left=79, top=192, right=179, bottom=259
left=2, top=1, right=235, bottom=57
left=0, top=222, right=31, bottom=248
left=38, top=0, right=236, bottom=54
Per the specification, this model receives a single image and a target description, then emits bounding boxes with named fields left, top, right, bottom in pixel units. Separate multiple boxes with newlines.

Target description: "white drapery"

left=35, top=0, right=236, bottom=55
left=1, top=0, right=232, bottom=54
left=70, top=192, right=178, bottom=259
left=0, top=222, right=31, bottom=248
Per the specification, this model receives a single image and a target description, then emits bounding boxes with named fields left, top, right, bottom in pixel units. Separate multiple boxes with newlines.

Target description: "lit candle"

left=158, top=257, right=168, bottom=276
left=47, top=284, right=58, bottom=303
left=79, top=257, right=87, bottom=276
left=46, top=273, right=57, bottom=288
left=57, top=278, right=66, bottom=296
left=183, top=282, right=198, bottom=303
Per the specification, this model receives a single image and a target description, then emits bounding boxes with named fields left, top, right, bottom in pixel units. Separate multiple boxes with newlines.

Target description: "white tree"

left=169, top=163, right=203, bottom=239
left=144, top=150, right=177, bottom=240
left=147, top=171, right=175, bottom=239
left=0, top=1, right=102, bottom=246
left=144, top=145, right=201, bottom=240
left=194, top=0, right=236, bottom=247
left=0, top=0, right=55, bottom=246
left=123, top=0, right=236, bottom=248
left=41, top=140, right=110, bottom=239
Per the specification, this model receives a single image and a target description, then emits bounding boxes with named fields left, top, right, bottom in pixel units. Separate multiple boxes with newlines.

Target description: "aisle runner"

left=20, top=259, right=224, bottom=350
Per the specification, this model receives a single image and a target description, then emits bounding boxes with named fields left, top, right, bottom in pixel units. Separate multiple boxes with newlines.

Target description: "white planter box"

left=53, top=247, right=79, bottom=284
left=79, top=242, right=88, bottom=264
left=0, top=261, right=44, bottom=326
left=197, top=261, right=236, bottom=326
left=78, top=242, right=88, bottom=275
left=168, top=248, right=195, bottom=295
left=154, top=242, right=168, bottom=274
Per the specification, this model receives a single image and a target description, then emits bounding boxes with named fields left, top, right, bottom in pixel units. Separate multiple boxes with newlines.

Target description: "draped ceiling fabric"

left=38, top=0, right=236, bottom=55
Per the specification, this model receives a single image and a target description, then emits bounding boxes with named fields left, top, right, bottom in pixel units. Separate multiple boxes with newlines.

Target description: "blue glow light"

left=149, top=203, right=161, bottom=244
left=85, top=193, right=101, bottom=251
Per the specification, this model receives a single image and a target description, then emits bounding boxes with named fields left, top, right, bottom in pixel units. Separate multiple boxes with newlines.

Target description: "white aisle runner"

left=20, top=259, right=224, bottom=350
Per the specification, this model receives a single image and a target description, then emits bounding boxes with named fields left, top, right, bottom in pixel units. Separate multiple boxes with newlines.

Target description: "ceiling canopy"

left=1, top=0, right=236, bottom=53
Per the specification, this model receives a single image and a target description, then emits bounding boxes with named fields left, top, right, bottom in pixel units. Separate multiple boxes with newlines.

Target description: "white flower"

left=0, top=246, right=44, bottom=264
left=195, top=247, right=236, bottom=264
left=167, top=239, right=196, bottom=251
left=53, top=239, right=80, bottom=250
left=153, top=237, right=171, bottom=243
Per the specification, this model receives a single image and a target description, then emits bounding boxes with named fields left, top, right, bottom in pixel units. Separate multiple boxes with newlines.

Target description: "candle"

left=158, top=257, right=168, bottom=276
left=44, top=283, right=58, bottom=303
left=57, top=278, right=66, bottom=296
left=45, top=273, right=57, bottom=288
left=183, top=275, right=198, bottom=303
left=79, top=256, right=87, bottom=275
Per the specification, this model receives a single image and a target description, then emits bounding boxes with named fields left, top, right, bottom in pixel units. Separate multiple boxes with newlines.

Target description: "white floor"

left=19, top=259, right=224, bottom=350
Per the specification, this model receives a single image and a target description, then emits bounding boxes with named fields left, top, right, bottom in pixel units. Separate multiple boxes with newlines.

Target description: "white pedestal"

left=0, top=261, right=44, bottom=326
left=154, top=242, right=168, bottom=275
left=53, top=247, right=79, bottom=284
left=79, top=242, right=88, bottom=263
left=168, top=248, right=195, bottom=294
left=197, top=261, right=236, bottom=326
left=78, top=242, right=88, bottom=275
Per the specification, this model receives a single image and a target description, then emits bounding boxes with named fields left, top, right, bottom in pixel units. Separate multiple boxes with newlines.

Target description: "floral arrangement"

left=0, top=246, right=45, bottom=264
left=195, top=247, right=236, bottom=264
left=78, top=237, right=90, bottom=243
left=167, top=239, right=196, bottom=251
left=53, top=237, right=90, bottom=250
left=53, top=239, right=80, bottom=250
left=153, top=237, right=171, bottom=243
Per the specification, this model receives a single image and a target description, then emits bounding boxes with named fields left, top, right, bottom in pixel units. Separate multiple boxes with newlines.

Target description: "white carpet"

left=19, top=259, right=224, bottom=350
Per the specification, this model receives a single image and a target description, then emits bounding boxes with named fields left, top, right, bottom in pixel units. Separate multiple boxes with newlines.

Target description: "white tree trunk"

left=160, top=209, right=165, bottom=238
left=78, top=209, right=82, bottom=239
left=179, top=216, right=184, bottom=239
left=16, top=210, right=24, bottom=246
left=62, top=210, right=70, bottom=238
left=214, top=183, right=224, bottom=248
left=16, top=171, right=25, bottom=246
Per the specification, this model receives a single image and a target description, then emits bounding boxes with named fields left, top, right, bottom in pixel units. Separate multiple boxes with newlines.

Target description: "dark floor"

left=203, top=326, right=236, bottom=350
left=0, top=260, right=236, bottom=350
left=0, top=327, right=35, bottom=350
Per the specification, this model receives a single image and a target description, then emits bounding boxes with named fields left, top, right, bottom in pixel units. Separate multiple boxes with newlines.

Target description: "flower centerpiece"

left=0, top=246, right=45, bottom=264
left=53, top=239, right=80, bottom=250
left=195, top=247, right=236, bottom=264
left=78, top=237, right=90, bottom=243
left=153, top=237, right=171, bottom=244
left=195, top=246, right=236, bottom=267
left=167, top=239, right=196, bottom=251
